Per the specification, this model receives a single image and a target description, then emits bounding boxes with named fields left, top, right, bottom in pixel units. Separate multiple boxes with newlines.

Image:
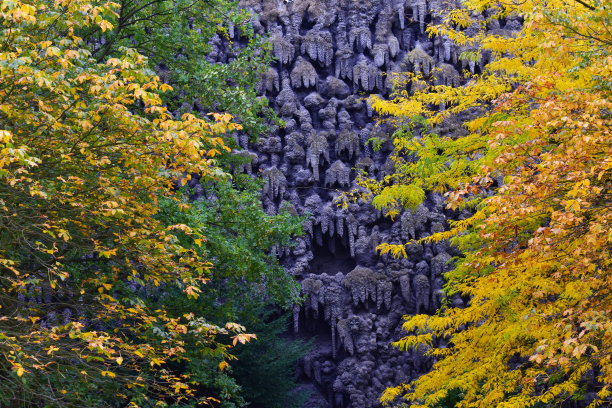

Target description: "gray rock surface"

left=225, top=0, right=505, bottom=406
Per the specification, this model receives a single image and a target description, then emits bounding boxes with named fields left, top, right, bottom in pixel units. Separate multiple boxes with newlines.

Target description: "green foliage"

left=366, top=136, right=385, bottom=151
left=232, top=312, right=311, bottom=408
left=182, top=357, right=247, bottom=408
left=152, top=174, right=306, bottom=407
left=158, top=175, right=304, bottom=314
left=83, top=0, right=280, bottom=135
left=372, top=184, right=425, bottom=214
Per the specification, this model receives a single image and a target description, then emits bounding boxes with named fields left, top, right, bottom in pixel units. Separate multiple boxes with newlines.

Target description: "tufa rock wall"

left=211, top=1, right=520, bottom=407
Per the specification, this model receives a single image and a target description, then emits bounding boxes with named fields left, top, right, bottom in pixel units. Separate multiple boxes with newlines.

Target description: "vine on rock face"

left=361, top=0, right=612, bottom=407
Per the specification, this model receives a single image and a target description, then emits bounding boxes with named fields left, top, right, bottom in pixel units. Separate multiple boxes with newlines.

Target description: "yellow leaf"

left=0, top=130, right=12, bottom=143
left=46, top=46, right=60, bottom=57
left=99, top=20, right=114, bottom=32
left=150, top=358, right=164, bottom=367
left=47, top=346, right=59, bottom=355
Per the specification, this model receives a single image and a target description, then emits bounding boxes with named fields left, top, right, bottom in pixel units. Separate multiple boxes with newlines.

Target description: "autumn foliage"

left=363, top=0, right=612, bottom=407
left=0, top=0, right=257, bottom=405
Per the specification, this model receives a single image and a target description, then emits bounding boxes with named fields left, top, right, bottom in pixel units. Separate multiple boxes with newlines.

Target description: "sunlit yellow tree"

left=360, top=0, right=612, bottom=406
left=0, top=0, right=254, bottom=405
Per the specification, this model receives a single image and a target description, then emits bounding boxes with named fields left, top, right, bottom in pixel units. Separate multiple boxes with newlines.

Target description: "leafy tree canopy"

left=147, top=175, right=305, bottom=408
left=84, top=0, right=279, bottom=135
left=0, top=0, right=263, bottom=405
left=355, top=0, right=612, bottom=407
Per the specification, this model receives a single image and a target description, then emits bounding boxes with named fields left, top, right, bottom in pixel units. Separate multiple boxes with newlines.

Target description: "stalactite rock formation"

left=223, top=0, right=499, bottom=406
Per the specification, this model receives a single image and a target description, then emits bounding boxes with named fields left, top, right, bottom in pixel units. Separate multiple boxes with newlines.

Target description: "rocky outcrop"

left=218, top=0, right=517, bottom=406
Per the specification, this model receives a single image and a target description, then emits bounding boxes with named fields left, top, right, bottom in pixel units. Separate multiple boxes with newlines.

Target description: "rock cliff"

left=215, top=1, right=519, bottom=406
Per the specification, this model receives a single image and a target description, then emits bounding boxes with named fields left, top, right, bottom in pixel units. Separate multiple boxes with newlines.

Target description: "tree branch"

left=573, top=0, right=596, bottom=10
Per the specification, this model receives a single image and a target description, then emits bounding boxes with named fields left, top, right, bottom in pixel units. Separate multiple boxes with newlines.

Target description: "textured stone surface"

left=223, top=1, right=514, bottom=406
